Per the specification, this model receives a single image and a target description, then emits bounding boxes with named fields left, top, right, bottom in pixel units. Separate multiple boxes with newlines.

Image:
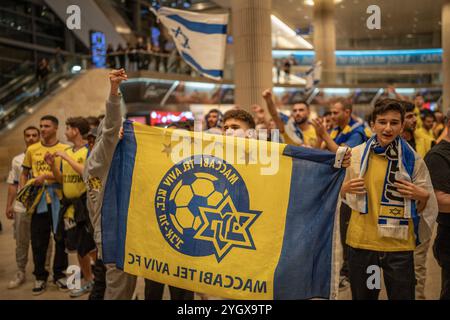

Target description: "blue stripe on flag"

left=166, top=14, right=227, bottom=34
left=181, top=51, right=223, bottom=78
left=274, top=146, right=345, bottom=299
left=282, top=145, right=336, bottom=165
left=101, top=120, right=137, bottom=266
left=101, top=146, right=121, bottom=264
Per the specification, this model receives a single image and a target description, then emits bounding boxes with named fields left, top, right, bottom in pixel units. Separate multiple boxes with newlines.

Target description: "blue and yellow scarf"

left=359, top=136, right=420, bottom=241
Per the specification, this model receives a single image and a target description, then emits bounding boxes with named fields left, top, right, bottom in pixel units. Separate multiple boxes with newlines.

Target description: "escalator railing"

left=0, top=54, right=90, bottom=132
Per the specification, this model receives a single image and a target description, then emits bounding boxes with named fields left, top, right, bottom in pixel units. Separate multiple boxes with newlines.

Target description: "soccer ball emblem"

left=169, top=172, right=228, bottom=234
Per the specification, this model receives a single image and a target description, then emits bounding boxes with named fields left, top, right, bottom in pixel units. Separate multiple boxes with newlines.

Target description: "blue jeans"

left=347, top=246, right=415, bottom=300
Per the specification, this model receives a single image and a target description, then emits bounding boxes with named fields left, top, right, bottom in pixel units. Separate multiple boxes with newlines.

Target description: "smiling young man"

left=341, top=99, right=437, bottom=300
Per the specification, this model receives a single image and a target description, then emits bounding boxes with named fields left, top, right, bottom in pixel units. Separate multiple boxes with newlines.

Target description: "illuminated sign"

left=90, top=31, right=106, bottom=68
left=272, top=49, right=443, bottom=66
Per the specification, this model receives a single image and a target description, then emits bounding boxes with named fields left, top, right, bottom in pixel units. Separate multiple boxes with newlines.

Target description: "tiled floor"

left=0, top=182, right=442, bottom=300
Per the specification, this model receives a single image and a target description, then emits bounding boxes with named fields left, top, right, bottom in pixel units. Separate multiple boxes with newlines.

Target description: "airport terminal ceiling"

left=210, top=0, right=445, bottom=49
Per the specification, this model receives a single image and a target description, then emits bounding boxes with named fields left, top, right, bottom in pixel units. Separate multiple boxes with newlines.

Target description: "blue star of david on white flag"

left=151, top=6, right=229, bottom=80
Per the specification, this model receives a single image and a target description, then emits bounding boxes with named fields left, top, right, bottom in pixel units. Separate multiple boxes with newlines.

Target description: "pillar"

left=313, top=0, right=336, bottom=84
left=231, top=0, right=273, bottom=111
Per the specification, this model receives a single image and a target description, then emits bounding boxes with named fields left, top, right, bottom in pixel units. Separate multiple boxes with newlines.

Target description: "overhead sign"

left=273, top=49, right=443, bottom=66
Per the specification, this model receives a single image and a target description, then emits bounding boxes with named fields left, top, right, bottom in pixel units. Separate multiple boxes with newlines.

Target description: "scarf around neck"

left=359, top=135, right=419, bottom=242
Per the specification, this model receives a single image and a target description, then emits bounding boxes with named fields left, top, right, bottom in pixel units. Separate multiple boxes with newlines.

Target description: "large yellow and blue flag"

left=101, top=120, right=345, bottom=300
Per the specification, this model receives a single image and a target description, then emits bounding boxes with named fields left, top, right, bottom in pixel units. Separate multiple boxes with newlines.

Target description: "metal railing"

left=0, top=53, right=90, bottom=131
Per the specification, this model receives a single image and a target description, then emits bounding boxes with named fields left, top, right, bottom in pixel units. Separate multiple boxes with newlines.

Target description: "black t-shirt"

left=424, top=140, right=450, bottom=226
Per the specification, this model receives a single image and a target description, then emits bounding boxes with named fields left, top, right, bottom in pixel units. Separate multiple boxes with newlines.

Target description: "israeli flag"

left=152, top=6, right=228, bottom=80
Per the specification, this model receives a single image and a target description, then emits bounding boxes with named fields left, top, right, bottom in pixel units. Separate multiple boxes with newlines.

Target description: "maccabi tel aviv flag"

left=101, top=120, right=345, bottom=300
left=151, top=6, right=228, bottom=80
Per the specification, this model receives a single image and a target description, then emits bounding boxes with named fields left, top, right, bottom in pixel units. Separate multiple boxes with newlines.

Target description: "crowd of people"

left=1, top=69, right=449, bottom=300
left=105, top=37, right=190, bottom=75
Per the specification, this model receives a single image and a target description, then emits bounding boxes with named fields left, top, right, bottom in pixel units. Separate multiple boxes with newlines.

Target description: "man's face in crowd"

left=292, top=103, right=309, bottom=125
left=423, top=116, right=434, bottom=131
left=39, top=120, right=57, bottom=141
left=403, top=111, right=417, bottom=132
left=331, top=102, right=350, bottom=128
left=24, top=129, right=40, bottom=147
left=65, top=125, right=78, bottom=142
left=207, top=112, right=219, bottom=128
left=372, top=111, right=403, bottom=147
left=415, top=96, right=424, bottom=109
left=223, top=118, right=251, bottom=138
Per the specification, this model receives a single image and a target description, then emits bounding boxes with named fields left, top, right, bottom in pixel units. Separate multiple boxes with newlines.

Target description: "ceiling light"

left=304, top=0, right=343, bottom=5
left=271, top=15, right=313, bottom=49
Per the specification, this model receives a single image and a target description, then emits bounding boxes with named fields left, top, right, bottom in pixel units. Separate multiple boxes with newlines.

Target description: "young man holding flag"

left=83, top=69, right=138, bottom=299
left=341, top=99, right=437, bottom=300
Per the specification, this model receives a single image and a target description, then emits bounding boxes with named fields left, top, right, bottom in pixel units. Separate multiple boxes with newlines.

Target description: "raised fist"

left=109, top=69, right=128, bottom=95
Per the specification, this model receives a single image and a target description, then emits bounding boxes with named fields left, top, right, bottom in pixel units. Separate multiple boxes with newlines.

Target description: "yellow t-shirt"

left=414, top=106, right=422, bottom=129
left=302, top=126, right=318, bottom=147
left=416, top=127, right=434, bottom=141
left=62, top=146, right=88, bottom=199
left=282, top=124, right=317, bottom=147
left=23, top=141, right=69, bottom=184
left=346, top=153, right=416, bottom=252
left=413, top=132, right=434, bottom=159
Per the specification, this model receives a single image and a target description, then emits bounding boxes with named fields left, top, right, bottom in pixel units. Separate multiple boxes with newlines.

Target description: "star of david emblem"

left=194, top=195, right=260, bottom=262
left=171, top=27, right=191, bottom=49
left=389, top=208, right=402, bottom=215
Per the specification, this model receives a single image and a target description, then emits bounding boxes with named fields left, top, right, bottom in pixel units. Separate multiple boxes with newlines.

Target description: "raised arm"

left=262, top=89, right=286, bottom=134
left=84, top=69, right=128, bottom=181
left=311, top=118, right=340, bottom=152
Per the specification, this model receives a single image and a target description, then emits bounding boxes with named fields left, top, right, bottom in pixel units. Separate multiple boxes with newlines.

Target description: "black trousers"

left=144, top=279, right=194, bottom=300
left=347, top=246, right=415, bottom=300
left=89, top=258, right=106, bottom=300
left=31, top=208, right=68, bottom=281
left=433, top=224, right=450, bottom=300
left=339, top=202, right=352, bottom=277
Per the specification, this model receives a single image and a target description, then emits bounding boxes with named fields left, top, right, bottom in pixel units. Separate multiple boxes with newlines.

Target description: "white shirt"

left=7, top=152, right=26, bottom=213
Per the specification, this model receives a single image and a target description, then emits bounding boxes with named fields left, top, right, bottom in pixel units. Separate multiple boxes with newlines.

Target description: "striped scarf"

left=360, top=136, right=419, bottom=241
